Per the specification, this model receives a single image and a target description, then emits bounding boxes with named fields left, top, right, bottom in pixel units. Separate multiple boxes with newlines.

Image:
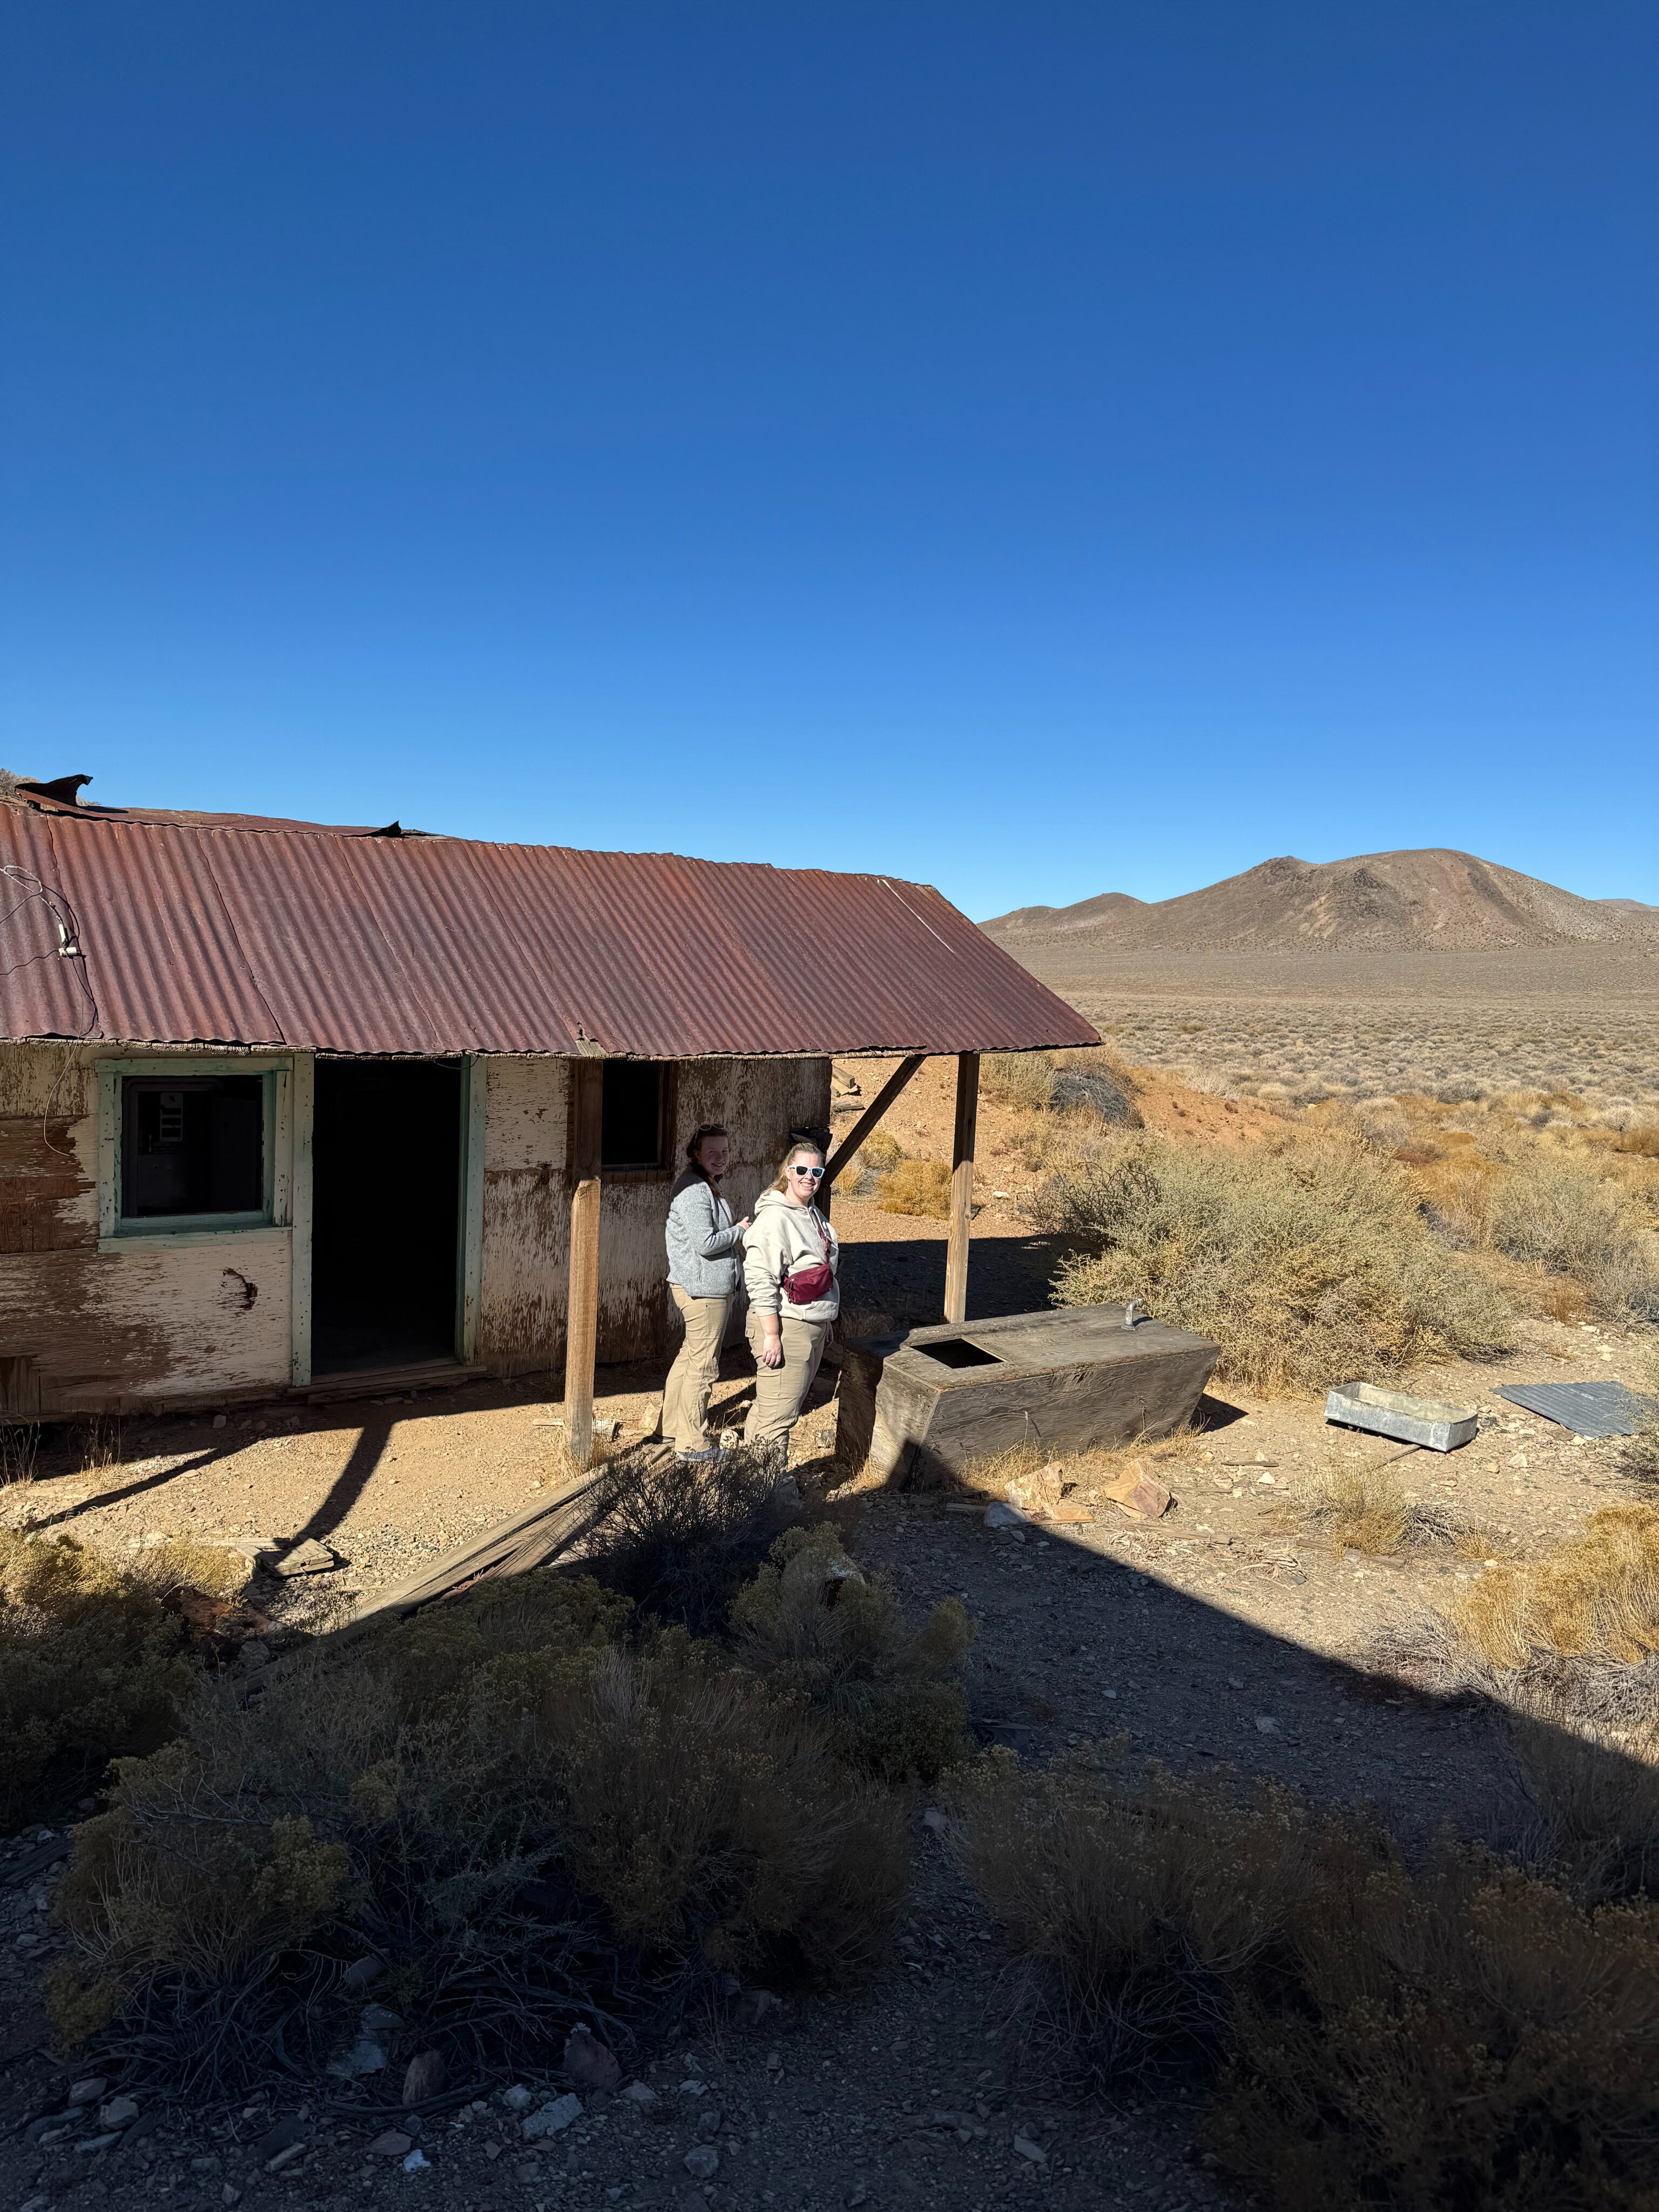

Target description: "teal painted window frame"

left=97, top=1056, right=294, bottom=1247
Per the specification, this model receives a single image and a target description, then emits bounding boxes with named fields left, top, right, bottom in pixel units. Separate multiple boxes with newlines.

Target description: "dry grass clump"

left=984, top=1046, right=1141, bottom=1125
left=1293, top=1461, right=1464, bottom=1557
left=950, top=1440, right=1051, bottom=1502
left=731, top=1524, right=975, bottom=1783
left=76, top=1417, right=124, bottom=1475
left=1, top=1421, right=40, bottom=1487
left=834, top=1125, right=906, bottom=1195
left=126, top=1533, right=254, bottom=1604
left=1451, top=1505, right=1659, bottom=1677
left=1507, top=1715, right=1659, bottom=1907
left=951, top=1745, right=1659, bottom=2209
left=1373, top=1505, right=1659, bottom=1743
left=48, top=1570, right=909, bottom=2090
left=1037, top=1129, right=1514, bottom=1393
left=1627, top=1345, right=1659, bottom=1483
left=855, top=1126, right=905, bottom=1174
left=874, top=1157, right=952, bottom=1217
left=0, top=1530, right=199, bottom=1827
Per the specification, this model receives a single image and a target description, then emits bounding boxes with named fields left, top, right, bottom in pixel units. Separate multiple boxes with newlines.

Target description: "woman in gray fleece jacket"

left=662, top=1123, right=750, bottom=1461
left=743, top=1138, right=839, bottom=1462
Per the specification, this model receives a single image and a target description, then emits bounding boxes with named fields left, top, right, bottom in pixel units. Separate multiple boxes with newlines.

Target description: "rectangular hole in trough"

left=916, top=1339, right=1002, bottom=1370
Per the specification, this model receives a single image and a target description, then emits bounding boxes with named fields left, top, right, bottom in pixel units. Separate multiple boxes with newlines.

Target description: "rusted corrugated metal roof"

left=0, top=799, right=1100, bottom=1059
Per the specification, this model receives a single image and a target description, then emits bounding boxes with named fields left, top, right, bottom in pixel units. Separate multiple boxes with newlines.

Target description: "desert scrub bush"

left=730, top=1524, right=975, bottom=1783
left=1505, top=1712, right=1659, bottom=1906
left=948, top=1745, right=1318, bottom=2089
left=952, top=1746, right=1659, bottom=2208
left=1038, top=1129, right=1514, bottom=1393
left=0, top=1530, right=198, bottom=1826
left=583, top=1448, right=790, bottom=1635
left=874, top=1157, right=952, bottom=1217
left=833, top=1124, right=905, bottom=1196
left=49, top=1569, right=908, bottom=2090
left=1210, top=1844, right=1659, bottom=2211
left=982, top=1051, right=1056, bottom=1112
left=1487, top=1152, right=1659, bottom=1319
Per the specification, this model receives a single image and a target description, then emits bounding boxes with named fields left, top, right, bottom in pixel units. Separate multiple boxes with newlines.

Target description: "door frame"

left=288, top=1051, right=487, bottom=1387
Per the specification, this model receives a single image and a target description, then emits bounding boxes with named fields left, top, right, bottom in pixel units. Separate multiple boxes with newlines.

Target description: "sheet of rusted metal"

left=0, top=800, right=1101, bottom=1058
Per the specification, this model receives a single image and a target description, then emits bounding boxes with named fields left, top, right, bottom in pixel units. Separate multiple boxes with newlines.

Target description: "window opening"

left=120, top=1076, right=265, bottom=1220
left=601, top=1061, right=667, bottom=1169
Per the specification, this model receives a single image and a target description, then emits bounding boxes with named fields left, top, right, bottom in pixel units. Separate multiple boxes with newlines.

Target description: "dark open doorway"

left=311, top=1059, right=462, bottom=1376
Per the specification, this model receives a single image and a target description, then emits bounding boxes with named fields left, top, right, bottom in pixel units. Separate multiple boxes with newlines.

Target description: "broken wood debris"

left=234, top=1462, right=611, bottom=1702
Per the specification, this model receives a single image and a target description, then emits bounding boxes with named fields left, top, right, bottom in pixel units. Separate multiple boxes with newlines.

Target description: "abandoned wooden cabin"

left=0, top=783, right=1097, bottom=1449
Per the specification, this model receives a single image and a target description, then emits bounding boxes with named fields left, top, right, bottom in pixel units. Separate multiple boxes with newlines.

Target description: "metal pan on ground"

left=1324, top=1381, right=1479, bottom=1453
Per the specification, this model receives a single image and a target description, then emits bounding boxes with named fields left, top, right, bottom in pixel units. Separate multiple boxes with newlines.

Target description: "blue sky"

left=3, top=3, right=1654, bottom=918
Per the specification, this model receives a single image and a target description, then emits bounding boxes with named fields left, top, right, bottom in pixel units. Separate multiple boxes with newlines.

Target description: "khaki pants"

left=662, top=1287, right=732, bottom=1453
left=744, top=1310, right=831, bottom=1448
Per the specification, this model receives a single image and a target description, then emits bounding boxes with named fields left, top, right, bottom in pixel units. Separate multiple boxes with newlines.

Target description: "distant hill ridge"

left=985, top=849, right=1659, bottom=955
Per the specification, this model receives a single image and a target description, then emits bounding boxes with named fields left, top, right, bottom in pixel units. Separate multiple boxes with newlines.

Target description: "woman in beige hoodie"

left=742, top=1139, right=839, bottom=1462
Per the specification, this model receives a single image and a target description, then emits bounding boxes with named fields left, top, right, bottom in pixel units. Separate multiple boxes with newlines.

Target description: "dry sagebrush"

left=1037, top=1128, right=1514, bottom=1392
left=731, top=1523, right=975, bottom=1783
left=582, top=1447, right=786, bottom=1635
left=950, top=1744, right=1659, bottom=2211
left=47, top=1569, right=910, bottom=2093
left=0, top=1529, right=203, bottom=1825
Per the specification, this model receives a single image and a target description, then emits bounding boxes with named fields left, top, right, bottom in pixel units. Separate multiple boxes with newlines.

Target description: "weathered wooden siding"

left=477, top=1055, right=831, bottom=1376
left=0, top=1042, right=294, bottom=1414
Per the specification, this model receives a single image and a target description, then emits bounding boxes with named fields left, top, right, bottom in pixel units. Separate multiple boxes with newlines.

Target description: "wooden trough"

left=835, top=1305, right=1220, bottom=1486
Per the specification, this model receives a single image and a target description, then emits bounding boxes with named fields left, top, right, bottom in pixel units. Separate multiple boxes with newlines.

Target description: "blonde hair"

left=770, top=1138, right=825, bottom=1196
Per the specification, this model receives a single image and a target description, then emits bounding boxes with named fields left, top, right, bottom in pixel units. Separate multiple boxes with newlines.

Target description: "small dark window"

left=121, top=1076, right=265, bottom=1219
left=601, top=1061, right=667, bottom=1169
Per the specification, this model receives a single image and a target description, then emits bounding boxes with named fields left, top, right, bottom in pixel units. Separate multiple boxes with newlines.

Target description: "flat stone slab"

left=1325, top=1381, right=1478, bottom=1453
left=836, top=1305, right=1220, bottom=1487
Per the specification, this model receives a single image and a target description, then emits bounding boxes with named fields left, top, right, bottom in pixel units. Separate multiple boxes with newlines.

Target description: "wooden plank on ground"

left=347, top=1465, right=608, bottom=1627
left=234, top=1464, right=614, bottom=1703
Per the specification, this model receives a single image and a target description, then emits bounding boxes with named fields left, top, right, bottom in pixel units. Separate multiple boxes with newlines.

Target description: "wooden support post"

left=820, top=1054, right=926, bottom=1212
left=565, top=1057, right=604, bottom=1469
left=943, top=1051, right=979, bottom=1325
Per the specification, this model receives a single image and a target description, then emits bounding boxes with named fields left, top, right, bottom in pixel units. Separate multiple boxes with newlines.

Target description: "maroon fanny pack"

left=783, top=1212, right=834, bottom=1305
